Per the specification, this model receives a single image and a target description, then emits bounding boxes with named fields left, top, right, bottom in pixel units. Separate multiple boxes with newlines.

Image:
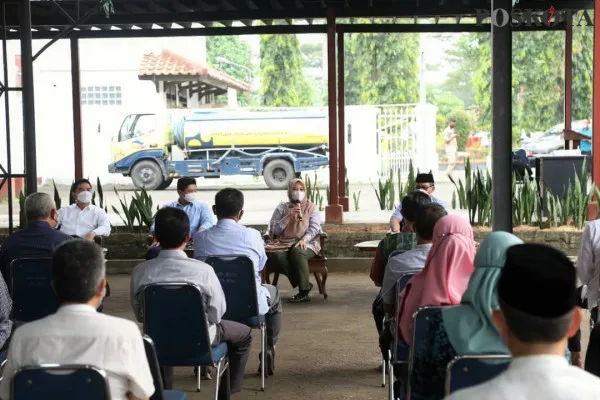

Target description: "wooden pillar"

left=591, top=0, right=600, bottom=219
left=71, top=36, right=83, bottom=180
left=325, top=8, right=343, bottom=224
left=337, top=27, right=349, bottom=212
left=565, top=20, right=574, bottom=150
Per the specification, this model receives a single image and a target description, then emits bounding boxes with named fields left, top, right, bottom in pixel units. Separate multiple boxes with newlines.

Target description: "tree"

left=259, top=34, right=312, bottom=107
left=441, top=33, right=485, bottom=108
left=206, top=36, right=252, bottom=105
left=344, top=25, right=420, bottom=105
left=572, top=26, right=593, bottom=120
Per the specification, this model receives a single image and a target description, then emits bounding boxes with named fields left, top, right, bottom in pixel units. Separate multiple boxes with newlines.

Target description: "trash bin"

left=536, top=155, right=586, bottom=210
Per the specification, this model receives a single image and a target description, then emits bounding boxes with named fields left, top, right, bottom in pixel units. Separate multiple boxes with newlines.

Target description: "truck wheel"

left=131, top=160, right=164, bottom=190
left=263, top=159, right=294, bottom=190
left=157, top=178, right=173, bottom=190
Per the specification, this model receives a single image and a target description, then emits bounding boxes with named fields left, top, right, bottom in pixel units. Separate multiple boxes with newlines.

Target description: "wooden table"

left=354, top=240, right=382, bottom=253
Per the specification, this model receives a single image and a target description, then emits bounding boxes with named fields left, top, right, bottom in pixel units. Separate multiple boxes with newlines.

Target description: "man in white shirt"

left=58, top=179, right=111, bottom=241
left=131, top=207, right=252, bottom=396
left=443, top=118, right=458, bottom=179
left=446, top=244, right=600, bottom=400
left=577, top=220, right=600, bottom=326
left=0, top=240, right=154, bottom=400
left=194, top=188, right=283, bottom=376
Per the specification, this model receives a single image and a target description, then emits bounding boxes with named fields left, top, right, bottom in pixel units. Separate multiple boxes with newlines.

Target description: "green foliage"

left=207, top=36, right=252, bottom=83
left=372, top=169, right=395, bottom=211
left=434, top=93, right=465, bottom=120
left=112, top=188, right=138, bottom=232
left=344, top=24, right=419, bottom=105
left=448, top=109, right=474, bottom=150
left=260, top=34, right=312, bottom=107
left=450, top=159, right=492, bottom=226
left=131, top=188, right=155, bottom=230
left=512, top=174, right=540, bottom=226
left=18, top=191, right=26, bottom=229
left=353, top=190, right=361, bottom=211
left=91, top=177, right=108, bottom=214
left=397, top=160, right=417, bottom=203
left=305, top=173, right=324, bottom=211
left=573, top=26, right=593, bottom=120
left=52, top=180, right=61, bottom=210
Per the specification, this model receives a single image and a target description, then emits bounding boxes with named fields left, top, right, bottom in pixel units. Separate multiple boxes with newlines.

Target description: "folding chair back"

left=391, top=272, right=418, bottom=364
left=205, top=256, right=260, bottom=324
left=445, top=355, right=511, bottom=395
left=142, top=283, right=222, bottom=367
left=12, top=365, right=109, bottom=400
left=10, top=258, right=59, bottom=323
left=143, top=335, right=188, bottom=400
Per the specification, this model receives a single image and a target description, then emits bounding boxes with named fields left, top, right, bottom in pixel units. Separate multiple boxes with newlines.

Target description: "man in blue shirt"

left=389, top=173, right=448, bottom=233
left=147, top=177, right=214, bottom=258
left=579, top=119, right=593, bottom=155
left=0, top=193, right=72, bottom=284
left=194, top=188, right=282, bottom=376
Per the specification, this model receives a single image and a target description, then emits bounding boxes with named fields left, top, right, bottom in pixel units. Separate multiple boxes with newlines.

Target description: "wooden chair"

left=262, top=232, right=329, bottom=300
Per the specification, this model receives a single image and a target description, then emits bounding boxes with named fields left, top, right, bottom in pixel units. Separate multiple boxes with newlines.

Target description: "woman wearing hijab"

left=268, top=178, right=322, bottom=303
left=397, top=214, right=476, bottom=346
left=410, top=232, right=523, bottom=400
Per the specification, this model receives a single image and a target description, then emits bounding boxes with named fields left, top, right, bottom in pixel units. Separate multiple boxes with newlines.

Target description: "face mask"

left=292, top=190, right=305, bottom=202
left=184, top=193, right=197, bottom=203
left=77, top=191, right=93, bottom=204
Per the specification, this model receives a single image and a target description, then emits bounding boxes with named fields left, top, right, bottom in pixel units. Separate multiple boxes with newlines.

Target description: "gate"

left=377, top=105, right=419, bottom=180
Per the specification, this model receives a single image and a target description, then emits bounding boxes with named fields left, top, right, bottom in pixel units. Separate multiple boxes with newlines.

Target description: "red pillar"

left=565, top=20, right=573, bottom=150
left=71, top=36, right=83, bottom=180
left=337, top=27, right=349, bottom=212
left=591, top=0, right=600, bottom=219
left=325, top=8, right=343, bottom=224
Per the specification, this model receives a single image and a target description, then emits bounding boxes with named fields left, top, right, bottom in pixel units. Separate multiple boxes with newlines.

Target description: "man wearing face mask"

left=150, top=177, right=214, bottom=238
left=0, top=193, right=73, bottom=285
left=58, top=179, right=111, bottom=241
left=194, top=188, right=283, bottom=375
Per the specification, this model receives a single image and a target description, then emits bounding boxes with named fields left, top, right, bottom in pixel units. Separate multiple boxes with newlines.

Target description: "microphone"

left=292, top=199, right=303, bottom=222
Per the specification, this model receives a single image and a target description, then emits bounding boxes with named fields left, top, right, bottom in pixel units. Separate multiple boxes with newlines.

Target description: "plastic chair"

left=205, top=256, right=267, bottom=391
left=10, top=258, right=59, bottom=323
left=142, top=283, right=229, bottom=397
left=445, top=355, right=511, bottom=395
left=12, top=364, right=109, bottom=400
left=386, top=272, right=417, bottom=398
left=143, top=335, right=188, bottom=400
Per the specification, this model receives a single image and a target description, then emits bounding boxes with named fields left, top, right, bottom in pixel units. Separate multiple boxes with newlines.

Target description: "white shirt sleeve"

left=577, top=223, right=597, bottom=307
left=124, top=325, right=155, bottom=399
left=92, top=208, right=111, bottom=237
left=0, top=333, right=21, bottom=400
left=253, top=229, right=268, bottom=272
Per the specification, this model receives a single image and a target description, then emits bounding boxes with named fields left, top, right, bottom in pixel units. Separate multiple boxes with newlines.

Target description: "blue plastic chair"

left=12, top=364, right=109, bottom=400
left=10, top=258, right=59, bottom=323
left=386, top=272, right=417, bottom=397
left=205, top=256, right=267, bottom=391
left=143, top=335, right=188, bottom=400
left=445, top=355, right=511, bottom=395
left=142, top=283, right=229, bottom=396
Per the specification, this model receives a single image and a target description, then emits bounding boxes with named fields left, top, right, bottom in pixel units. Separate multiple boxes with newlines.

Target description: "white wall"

left=1, top=37, right=207, bottom=184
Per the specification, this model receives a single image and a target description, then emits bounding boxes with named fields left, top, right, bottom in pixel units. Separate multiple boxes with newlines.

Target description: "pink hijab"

left=397, top=214, right=476, bottom=345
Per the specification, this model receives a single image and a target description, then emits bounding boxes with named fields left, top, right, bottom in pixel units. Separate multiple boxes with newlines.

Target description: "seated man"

left=447, top=243, right=600, bottom=400
left=131, top=207, right=252, bottom=396
left=58, top=179, right=111, bottom=241
left=389, top=173, right=447, bottom=233
left=0, top=192, right=72, bottom=283
left=0, top=240, right=154, bottom=400
left=194, top=188, right=282, bottom=375
left=147, top=177, right=214, bottom=259
left=382, top=203, right=447, bottom=314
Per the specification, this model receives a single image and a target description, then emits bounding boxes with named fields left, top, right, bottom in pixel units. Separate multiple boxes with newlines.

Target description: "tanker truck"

left=108, top=108, right=329, bottom=190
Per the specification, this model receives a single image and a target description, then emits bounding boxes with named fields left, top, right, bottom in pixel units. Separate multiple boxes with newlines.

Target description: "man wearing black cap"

left=443, top=117, right=458, bottom=179
left=447, top=244, right=600, bottom=400
left=389, top=172, right=447, bottom=233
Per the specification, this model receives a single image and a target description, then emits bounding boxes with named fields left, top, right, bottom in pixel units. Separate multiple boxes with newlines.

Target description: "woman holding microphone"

left=268, top=178, right=322, bottom=303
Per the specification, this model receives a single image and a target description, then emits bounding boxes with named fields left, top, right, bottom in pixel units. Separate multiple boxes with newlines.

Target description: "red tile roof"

left=138, top=49, right=250, bottom=92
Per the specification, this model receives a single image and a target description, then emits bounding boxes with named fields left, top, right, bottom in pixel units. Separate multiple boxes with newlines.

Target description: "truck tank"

left=171, top=109, right=328, bottom=159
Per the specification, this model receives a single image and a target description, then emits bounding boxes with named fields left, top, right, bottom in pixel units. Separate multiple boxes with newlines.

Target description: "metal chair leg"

left=260, top=323, right=266, bottom=391
left=214, top=361, right=222, bottom=400
left=388, top=350, right=394, bottom=400
left=197, top=366, right=201, bottom=392
left=382, top=357, right=386, bottom=387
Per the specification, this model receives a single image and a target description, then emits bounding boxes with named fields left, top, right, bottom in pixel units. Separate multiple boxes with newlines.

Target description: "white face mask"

left=291, top=190, right=305, bottom=202
left=77, top=191, right=93, bottom=204
left=184, top=193, right=197, bottom=203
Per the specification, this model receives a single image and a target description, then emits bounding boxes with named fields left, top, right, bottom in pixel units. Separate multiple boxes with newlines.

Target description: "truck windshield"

left=119, top=115, right=136, bottom=142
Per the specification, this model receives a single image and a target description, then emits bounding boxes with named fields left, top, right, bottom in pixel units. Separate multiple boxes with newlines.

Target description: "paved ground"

left=104, top=272, right=591, bottom=400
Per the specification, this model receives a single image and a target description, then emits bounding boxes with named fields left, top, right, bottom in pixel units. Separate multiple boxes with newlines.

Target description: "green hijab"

left=442, top=231, right=523, bottom=355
